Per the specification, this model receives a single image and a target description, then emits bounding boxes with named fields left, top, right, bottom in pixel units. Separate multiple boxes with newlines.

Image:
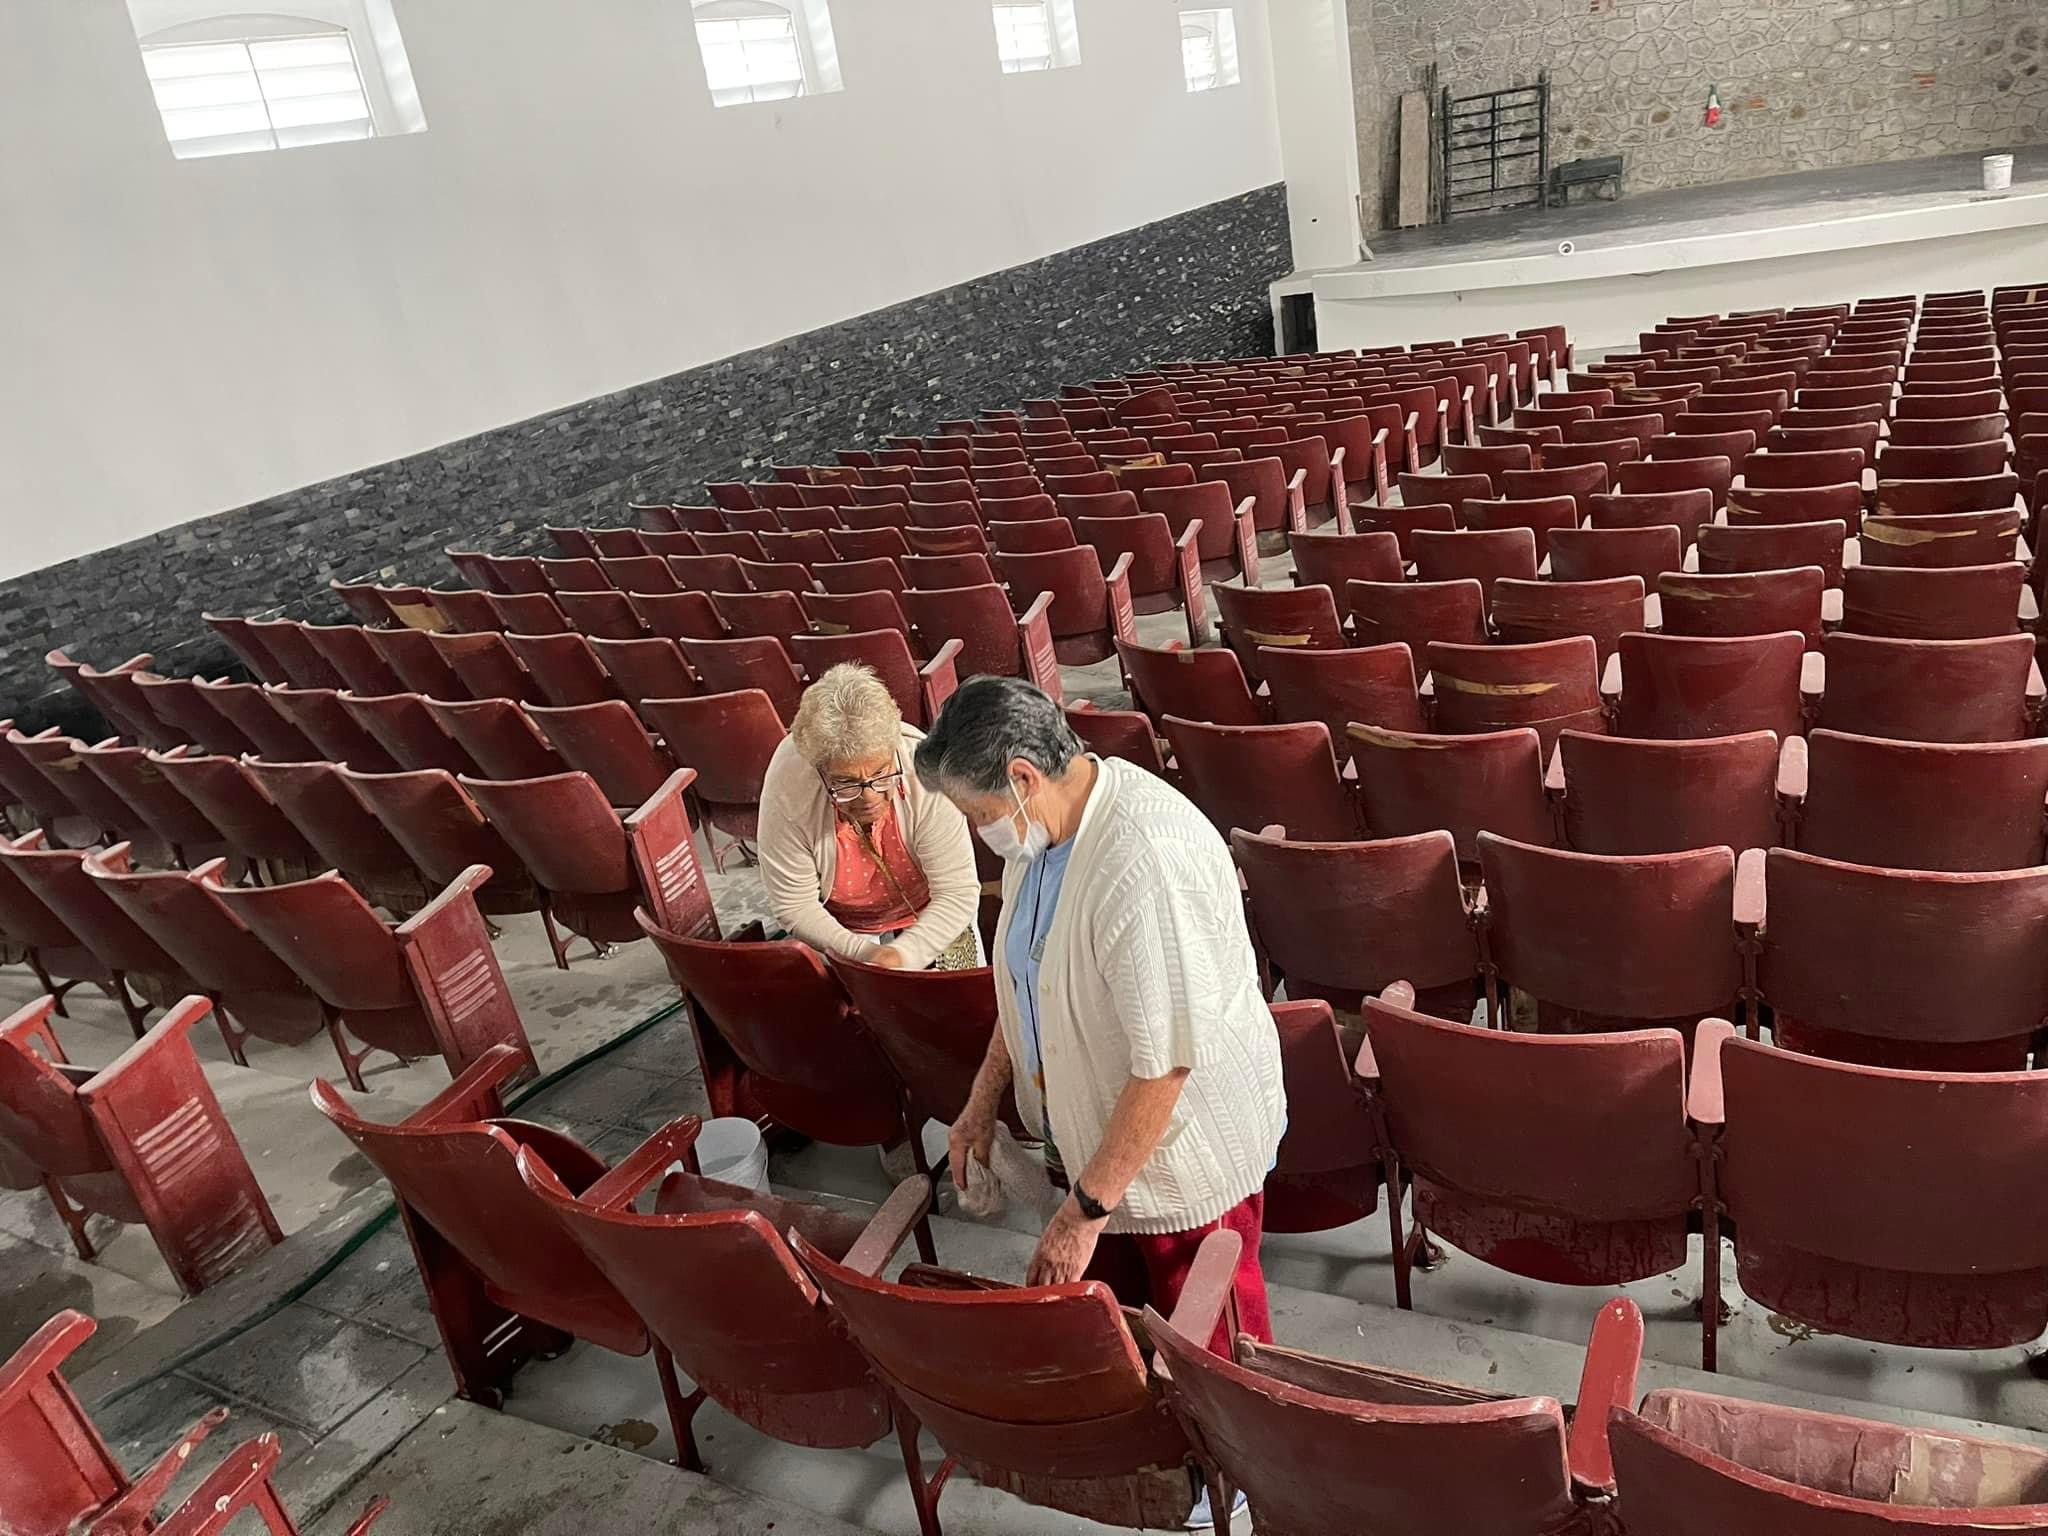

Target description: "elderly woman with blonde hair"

left=757, top=663, right=981, bottom=969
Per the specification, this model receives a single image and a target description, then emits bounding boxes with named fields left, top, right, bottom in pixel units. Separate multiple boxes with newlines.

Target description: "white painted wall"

left=1266, top=0, right=1361, bottom=273
left=0, top=0, right=1280, bottom=580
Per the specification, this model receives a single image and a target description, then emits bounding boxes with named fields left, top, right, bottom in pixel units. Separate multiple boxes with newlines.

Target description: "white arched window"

left=127, top=3, right=427, bottom=159
left=693, top=0, right=844, bottom=108
left=1180, top=8, right=1241, bottom=94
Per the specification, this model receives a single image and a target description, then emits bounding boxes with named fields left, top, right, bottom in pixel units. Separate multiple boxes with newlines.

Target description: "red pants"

left=1083, top=1191, right=1272, bottom=1355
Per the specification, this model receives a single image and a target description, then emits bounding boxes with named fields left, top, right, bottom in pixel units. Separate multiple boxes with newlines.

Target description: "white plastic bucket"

left=694, top=1117, right=770, bottom=1192
left=1983, top=154, right=2014, bottom=194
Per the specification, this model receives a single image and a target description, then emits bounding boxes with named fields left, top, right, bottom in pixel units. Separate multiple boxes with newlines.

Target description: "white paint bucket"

left=693, top=1117, right=770, bottom=1192
left=1983, top=154, right=2014, bottom=194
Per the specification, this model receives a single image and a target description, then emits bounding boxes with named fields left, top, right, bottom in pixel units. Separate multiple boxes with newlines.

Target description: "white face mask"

left=976, top=779, right=1051, bottom=863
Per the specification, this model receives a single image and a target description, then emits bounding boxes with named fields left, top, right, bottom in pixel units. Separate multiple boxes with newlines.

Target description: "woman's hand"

left=869, top=945, right=906, bottom=969
left=947, top=1100, right=996, bottom=1191
left=1027, top=1197, right=1108, bottom=1286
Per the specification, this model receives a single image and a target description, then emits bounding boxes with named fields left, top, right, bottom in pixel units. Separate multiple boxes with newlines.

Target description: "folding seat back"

left=1479, top=832, right=1743, bottom=1032
left=338, top=691, right=481, bottom=776
left=257, top=684, right=398, bottom=771
left=1876, top=441, right=2009, bottom=480
left=788, top=630, right=958, bottom=730
left=1618, top=456, right=1734, bottom=509
left=902, top=552, right=995, bottom=590
left=638, top=926, right=901, bottom=1143
left=9, top=730, right=151, bottom=842
left=828, top=526, right=911, bottom=563
left=1426, top=637, right=1605, bottom=754
left=300, top=624, right=406, bottom=698
left=1259, top=642, right=1426, bottom=750
left=1346, top=580, right=1488, bottom=672
left=203, top=612, right=290, bottom=684
left=1702, top=1026, right=2048, bottom=1353
left=1286, top=532, right=1400, bottom=622
left=1547, top=524, right=1682, bottom=585
left=899, top=584, right=1060, bottom=697
left=1409, top=528, right=1537, bottom=617
left=1738, top=449, right=1864, bottom=490
left=59, top=654, right=178, bottom=748
left=518, top=1149, right=895, bottom=1458
left=76, top=740, right=224, bottom=864
left=1117, top=639, right=1262, bottom=726
left=1873, top=472, right=2021, bottom=516
left=1352, top=500, right=1458, bottom=560
left=1610, top=1388, right=2048, bottom=1536
left=1499, top=463, right=1608, bottom=518
left=709, top=588, right=809, bottom=643
left=360, top=627, right=469, bottom=698
left=676, top=635, right=803, bottom=724
left=993, top=545, right=1132, bottom=666
left=1359, top=991, right=1697, bottom=1291
left=1694, top=519, right=1845, bottom=589
left=1441, top=442, right=1532, bottom=491
left=1792, top=729, right=2048, bottom=872
left=216, top=865, right=534, bottom=1088
left=1588, top=489, right=1713, bottom=549
left=1757, top=849, right=2048, bottom=1071
left=421, top=697, right=566, bottom=780
left=1210, top=582, right=1345, bottom=685
left=84, top=853, right=325, bottom=1061
left=146, top=751, right=321, bottom=876
left=337, top=766, right=539, bottom=917
left=1232, top=828, right=1477, bottom=1015
left=665, top=553, right=749, bottom=593
left=527, top=699, right=679, bottom=808
left=1859, top=507, right=2022, bottom=568
left=1160, top=716, right=1360, bottom=840
left=1888, top=412, right=2008, bottom=446
left=599, top=553, right=683, bottom=594
left=1401, top=472, right=1493, bottom=519
left=537, top=556, right=609, bottom=594
left=0, top=998, right=280, bottom=1295
left=1892, top=390, right=2005, bottom=420
left=757, top=529, right=835, bottom=566
left=429, top=631, right=542, bottom=704
left=792, top=1227, right=1196, bottom=1531
left=1349, top=724, right=1554, bottom=864
left=1152, top=1293, right=1643, bottom=1536
left=1649, top=429, right=1752, bottom=466
left=312, top=1048, right=674, bottom=1414
left=1210, top=455, right=1304, bottom=537
left=424, top=587, right=501, bottom=633
left=245, top=620, right=347, bottom=689
left=1258, top=998, right=1384, bottom=1233
left=1558, top=730, right=1780, bottom=856
left=638, top=691, right=786, bottom=864
left=813, top=555, right=907, bottom=595
left=1073, top=512, right=1205, bottom=644
left=828, top=956, right=1017, bottom=1140
left=0, top=837, right=195, bottom=1025
left=1817, top=631, right=2034, bottom=742
left=1840, top=561, right=2024, bottom=639
left=1761, top=422, right=1881, bottom=457
left=1490, top=576, right=1644, bottom=664
left=988, top=517, right=1077, bottom=555
left=132, top=674, right=261, bottom=758
left=1722, top=482, right=1862, bottom=530
left=1658, top=567, right=1824, bottom=648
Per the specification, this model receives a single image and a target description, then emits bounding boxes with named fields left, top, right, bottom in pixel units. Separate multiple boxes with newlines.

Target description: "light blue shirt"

left=1004, top=834, right=1076, bottom=1133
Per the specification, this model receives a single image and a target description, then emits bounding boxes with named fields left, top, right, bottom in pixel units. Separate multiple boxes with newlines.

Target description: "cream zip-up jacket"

left=757, top=724, right=980, bottom=971
left=993, top=756, right=1286, bottom=1235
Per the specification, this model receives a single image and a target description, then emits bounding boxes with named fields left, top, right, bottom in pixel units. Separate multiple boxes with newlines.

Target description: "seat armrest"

left=1, top=996, right=68, bottom=1064
left=1164, top=1228, right=1242, bottom=1345
left=840, top=1177, right=935, bottom=1277
left=1017, top=591, right=1063, bottom=702
left=1566, top=1299, right=1645, bottom=1495
left=1687, top=1020, right=1735, bottom=1126
left=1543, top=740, right=1567, bottom=795
left=583, top=1115, right=704, bottom=1210
left=1233, top=497, right=1262, bottom=588
left=1284, top=469, right=1308, bottom=535
left=1733, top=845, right=1767, bottom=931
left=1799, top=649, right=1824, bottom=701
left=97, top=1410, right=235, bottom=1534
left=405, top=1042, right=531, bottom=1127
left=87, top=995, right=210, bottom=1092
left=1172, top=525, right=1212, bottom=648
left=1775, top=733, right=1808, bottom=803
left=1370, top=428, right=1391, bottom=506
left=919, top=637, right=964, bottom=720
left=1600, top=650, right=1623, bottom=700
left=1461, top=385, right=1477, bottom=445
left=1378, top=980, right=1417, bottom=1011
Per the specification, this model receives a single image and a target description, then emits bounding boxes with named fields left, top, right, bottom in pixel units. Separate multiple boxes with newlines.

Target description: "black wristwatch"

left=1071, top=1181, right=1112, bottom=1221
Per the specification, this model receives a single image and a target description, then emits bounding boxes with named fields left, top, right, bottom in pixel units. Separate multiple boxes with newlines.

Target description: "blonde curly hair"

left=790, top=663, right=902, bottom=771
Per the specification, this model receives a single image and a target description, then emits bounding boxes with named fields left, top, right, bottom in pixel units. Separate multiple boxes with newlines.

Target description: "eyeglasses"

left=825, top=770, right=905, bottom=805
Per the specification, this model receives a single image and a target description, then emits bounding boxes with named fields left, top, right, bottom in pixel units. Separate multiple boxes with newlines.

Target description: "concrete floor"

left=1358, top=143, right=2048, bottom=272
left=16, top=496, right=2048, bottom=1534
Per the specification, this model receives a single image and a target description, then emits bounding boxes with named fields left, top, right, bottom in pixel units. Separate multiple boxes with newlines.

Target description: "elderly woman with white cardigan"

left=757, top=664, right=980, bottom=971
left=916, top=676, right=1286, bottom=1364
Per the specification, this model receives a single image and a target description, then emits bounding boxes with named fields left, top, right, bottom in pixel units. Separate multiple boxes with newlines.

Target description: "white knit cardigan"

left=992, top=756, right=1286, bottom=1235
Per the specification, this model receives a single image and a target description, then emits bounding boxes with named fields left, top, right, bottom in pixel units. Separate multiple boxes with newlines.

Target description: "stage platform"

left=1275, top=146, right=2048, bottom=354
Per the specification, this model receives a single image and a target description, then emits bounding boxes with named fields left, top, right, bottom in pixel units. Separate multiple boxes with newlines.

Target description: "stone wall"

left=1352, top=0, right=2046, bottom=226
left=1, top=185, right=1289, bottom=729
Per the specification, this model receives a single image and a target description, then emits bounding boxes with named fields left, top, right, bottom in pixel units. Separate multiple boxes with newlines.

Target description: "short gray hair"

left=914, top=676, right=1083, bottom=798
left=789, top=664, right=902, bottom=770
